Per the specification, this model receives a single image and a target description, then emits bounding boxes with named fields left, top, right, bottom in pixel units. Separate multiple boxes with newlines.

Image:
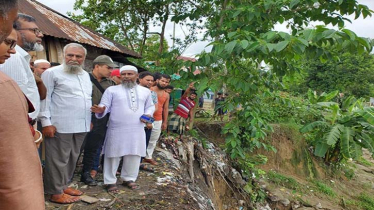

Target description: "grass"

left=358, top=193, right=374, bottom=210
left=342, top=194, right=374, bottom=210
left=267, top=171, right=301, bottom=191
left=357, top=157, right=374, bottom=167
left=313, top=181, right=336, bottom=197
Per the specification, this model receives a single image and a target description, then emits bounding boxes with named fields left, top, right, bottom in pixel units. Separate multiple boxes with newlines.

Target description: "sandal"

left=143, top=158, right=158, bottom=165
left=139, top=164, right=154, bottom=173
left=64, top=187, right=83, bottom=196
left=50, top=193, right=81, bottom=204
left=106, top=184, right=119, bottom=193
left=123, top=180, right=140, bottom=190
left=90, top=170, right=98, bottom=179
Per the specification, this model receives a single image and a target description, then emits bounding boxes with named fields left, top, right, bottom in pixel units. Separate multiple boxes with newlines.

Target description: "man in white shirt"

left=0, top=13, right=46, bottom=121
left=39, top=43, right=92, bottom=204
left=32, top=59, right=51, bottom=77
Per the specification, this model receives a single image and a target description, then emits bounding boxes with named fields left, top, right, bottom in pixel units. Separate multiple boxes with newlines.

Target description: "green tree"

left=70, top=0, right=200, bottom=65
left=301, top=52, right=374, bottom=99
left=170, top=0, right=374, bottom=176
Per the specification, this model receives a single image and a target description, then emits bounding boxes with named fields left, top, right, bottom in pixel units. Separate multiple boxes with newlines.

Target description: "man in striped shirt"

left=0, top=13, right=46, bottom=121
left=168, top=82, right=197, bottom=141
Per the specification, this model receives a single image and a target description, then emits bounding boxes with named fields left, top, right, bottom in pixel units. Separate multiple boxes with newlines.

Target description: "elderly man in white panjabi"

left=92, top=65, right=155, bottom=192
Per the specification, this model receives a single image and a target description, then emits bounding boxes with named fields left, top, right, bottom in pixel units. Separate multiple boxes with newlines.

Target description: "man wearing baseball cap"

left=81, top=55, right=118, bottom=185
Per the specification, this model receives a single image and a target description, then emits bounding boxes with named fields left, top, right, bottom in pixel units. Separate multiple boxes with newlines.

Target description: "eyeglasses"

left=18, top=28, right=43, bottom=35
left=3, top=38, right=17, bottom=49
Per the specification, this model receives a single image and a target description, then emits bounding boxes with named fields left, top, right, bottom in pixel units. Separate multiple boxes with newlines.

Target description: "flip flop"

left=123, top=180, right=140, bottom=190
left=50, top=193, right=81, bottom=204
left=139, top=164, right=154, bottom=172
left=106, top=184, right=119, bottom=193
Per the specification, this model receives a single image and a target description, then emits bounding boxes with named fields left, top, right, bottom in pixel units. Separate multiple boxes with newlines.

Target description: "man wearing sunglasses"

left=0, top=13, right=46, bottom=122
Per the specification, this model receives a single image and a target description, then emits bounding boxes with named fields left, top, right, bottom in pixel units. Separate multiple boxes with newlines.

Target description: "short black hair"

left=190, top=91, right=197, bottom=96
left=165, top=85, right=174, bottom=90
left=153, top=72, right=162, bottom=81
left=159, top=73, right=171, bottom=81
left=13, top=13, right=36, bottom=29
left=217, top=92, right=223, bottom=95
left=0, top=0, right=18, bottom=18
left=50, top=62, right=60, bottom=67
left=139, top=71, right=154, bottom=79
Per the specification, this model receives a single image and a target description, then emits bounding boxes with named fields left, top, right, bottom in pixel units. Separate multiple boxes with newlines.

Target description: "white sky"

left=37, top=0, right=374, bottom=57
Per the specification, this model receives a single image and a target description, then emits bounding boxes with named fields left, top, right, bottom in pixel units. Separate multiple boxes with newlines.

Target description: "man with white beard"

left=39, top=43, right=92, bottom=204
left=0, top=13, right=46, bottom=121
left=91, top=65, right=155, bottom=192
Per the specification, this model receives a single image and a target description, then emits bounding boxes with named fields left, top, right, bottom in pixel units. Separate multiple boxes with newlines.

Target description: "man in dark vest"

left=81, top=55, right=118, bottom=185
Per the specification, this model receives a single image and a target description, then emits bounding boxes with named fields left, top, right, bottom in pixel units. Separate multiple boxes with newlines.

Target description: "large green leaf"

left=225, top=41, right=237, bottom=54
left=317, top=102, right=339, bottom=108
left=326, top=124, right=343, bottom=145
left=321, top=90, right=338, bottom=101
left=359, top=132, right=374, bottom=154
left=361, top=109, right=374, bottom=125
left=340, top=127, right=354, bottom=159
left=300, top=121, right=327, bottom=133
left=275, top=41, right=290, bottom=52
left=314, top=142, right=329, bottom=157
left=342, top=29, right=356, bottom=41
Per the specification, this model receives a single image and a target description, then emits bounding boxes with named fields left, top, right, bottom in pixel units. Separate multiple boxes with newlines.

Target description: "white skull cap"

left=120, top=65, right=138, bottom=73
left=34, top=59, right=50, bottom=65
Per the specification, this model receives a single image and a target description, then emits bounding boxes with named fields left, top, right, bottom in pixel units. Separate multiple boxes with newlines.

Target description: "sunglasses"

left=3, top=38, right=17, bottom=49
left=18, top=28, right=43, bottom=35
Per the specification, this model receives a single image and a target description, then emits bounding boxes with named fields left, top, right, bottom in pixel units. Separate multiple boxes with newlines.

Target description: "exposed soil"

left=45, top=134, right=246, bottom=210
left=44, top=122, right=374, bottom=210
left=255, top=124, right=374, bottom=210
left=45, top=150, right=203, bottom=210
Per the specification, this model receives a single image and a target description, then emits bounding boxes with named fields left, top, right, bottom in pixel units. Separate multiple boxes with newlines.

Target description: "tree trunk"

left=157, top=4, right=169, bottom=65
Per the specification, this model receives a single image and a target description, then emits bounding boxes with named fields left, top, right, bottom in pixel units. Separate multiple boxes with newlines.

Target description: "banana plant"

left=300, top=93, right=374, bottom=163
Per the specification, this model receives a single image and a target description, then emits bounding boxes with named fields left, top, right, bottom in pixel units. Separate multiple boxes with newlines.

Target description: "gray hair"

left=0, top=0, right=18, bottom=18
left=63, top=43, right=87, bottom=57
left=13, top=13, right=36, bottom=29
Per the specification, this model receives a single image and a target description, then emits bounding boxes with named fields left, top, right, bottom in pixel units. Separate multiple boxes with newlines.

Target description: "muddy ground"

left=45, top=150, right=203, bottom=210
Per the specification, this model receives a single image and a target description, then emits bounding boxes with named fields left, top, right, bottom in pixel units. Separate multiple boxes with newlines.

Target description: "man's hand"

left=161, top=122, right=167, bottom=130
left=140, top=114, right=151, bottom=123
left=34, top=73, right=42, bottom=84
left=185, top=125, right=190, bottom=131
left=146, top=123, right=153, bottom=129
left=42, top=125, right=56, bottom=138
left=91, top=104, right=105, bottom=114
left=188, top=82, right=195, bottom=89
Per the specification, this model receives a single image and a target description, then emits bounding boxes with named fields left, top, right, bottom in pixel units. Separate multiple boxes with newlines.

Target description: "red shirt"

left=174, top=96, right=195, bottom=119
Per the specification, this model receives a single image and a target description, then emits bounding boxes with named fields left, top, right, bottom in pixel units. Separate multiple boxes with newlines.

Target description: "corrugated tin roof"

left=19, top=0, right=141, bottom=58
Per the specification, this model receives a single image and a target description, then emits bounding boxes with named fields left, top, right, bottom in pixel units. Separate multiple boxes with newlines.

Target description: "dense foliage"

left=285, top=52, right=374, bottom=99
left=300, top=92, right=374, bottom=163
left=72, top=0, right=374, bottom=188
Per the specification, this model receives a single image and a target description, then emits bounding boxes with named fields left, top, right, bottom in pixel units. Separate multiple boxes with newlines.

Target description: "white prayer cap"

left=34, top=59, right=50, bottom=65
left=120, top=65, right=138, bottom=73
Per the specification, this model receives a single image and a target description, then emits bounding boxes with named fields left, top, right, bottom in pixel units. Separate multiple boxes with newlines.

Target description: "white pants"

left=146, top=120, right=162, bottom=159
left=103, top=155, right=141, bottom=184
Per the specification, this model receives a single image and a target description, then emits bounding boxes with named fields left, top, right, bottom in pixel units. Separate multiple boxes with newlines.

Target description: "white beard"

left=62, top=62, right=83, bottom=74
left=33, top=43, right=44, bottom=52
left=122, top=80, right=137, bottom=89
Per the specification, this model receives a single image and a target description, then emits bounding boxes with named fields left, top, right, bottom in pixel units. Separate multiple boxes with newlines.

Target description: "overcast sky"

left=37, top=0, right=374, bottom=57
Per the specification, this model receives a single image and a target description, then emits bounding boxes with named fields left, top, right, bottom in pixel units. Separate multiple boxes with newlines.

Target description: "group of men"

left=0, top=0, right=197, bottom=208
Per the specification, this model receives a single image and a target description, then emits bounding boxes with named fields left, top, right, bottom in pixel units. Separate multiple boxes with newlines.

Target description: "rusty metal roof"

left=19, top=0, right=141, bottom=58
